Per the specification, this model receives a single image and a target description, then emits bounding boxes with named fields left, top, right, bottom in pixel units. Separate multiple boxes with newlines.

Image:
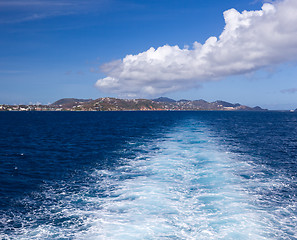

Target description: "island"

left=0, top=97, right=268, bottom=111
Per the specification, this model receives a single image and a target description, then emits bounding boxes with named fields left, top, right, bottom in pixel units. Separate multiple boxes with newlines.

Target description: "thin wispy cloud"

left=0, top=1, right=73, bottom=7
left=0, top=70, right=29, bottom=74
left=0, top=0, right=109, bottom=23
left=0, top=13, right=73, bottom=24
left=281, top=88, right=297, bottom=94
left=95, top=0, right=297, bottom=97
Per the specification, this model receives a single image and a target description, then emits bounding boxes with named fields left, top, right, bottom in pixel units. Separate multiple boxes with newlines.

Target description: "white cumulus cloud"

left=95, top=0, right=297, bottom=97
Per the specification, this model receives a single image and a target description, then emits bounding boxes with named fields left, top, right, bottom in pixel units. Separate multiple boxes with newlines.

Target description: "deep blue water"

left=0, top=111, right=297, bottom=239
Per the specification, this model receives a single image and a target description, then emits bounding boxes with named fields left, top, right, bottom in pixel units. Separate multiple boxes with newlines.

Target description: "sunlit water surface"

left=0, top=112, right=296, bottom=239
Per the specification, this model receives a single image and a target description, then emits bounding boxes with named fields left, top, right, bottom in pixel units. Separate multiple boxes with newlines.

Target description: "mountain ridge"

left=49, top=97, right=267, bottom=111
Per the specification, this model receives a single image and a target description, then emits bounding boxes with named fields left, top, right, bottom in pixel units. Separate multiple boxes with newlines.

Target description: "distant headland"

left=0, top=97, right=268, bottom=111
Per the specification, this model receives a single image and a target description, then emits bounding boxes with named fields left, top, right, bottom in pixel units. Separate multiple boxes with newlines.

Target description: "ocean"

left=0, top=111, right=296, bottom=239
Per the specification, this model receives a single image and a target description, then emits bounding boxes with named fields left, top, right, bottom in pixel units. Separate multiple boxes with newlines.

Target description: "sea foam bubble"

left=3, top=119, right=296, bottom=239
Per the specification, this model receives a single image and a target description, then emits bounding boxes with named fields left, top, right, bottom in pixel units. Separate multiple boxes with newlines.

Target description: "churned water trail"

left=80, top=121, right=266, bottom=239
left=1, top=113, right=297, bottom=239
left=77, top=120, right=296, bottom=239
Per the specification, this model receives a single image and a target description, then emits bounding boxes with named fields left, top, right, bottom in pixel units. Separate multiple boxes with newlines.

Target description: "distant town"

left=0, top=97, right=271, bottom=111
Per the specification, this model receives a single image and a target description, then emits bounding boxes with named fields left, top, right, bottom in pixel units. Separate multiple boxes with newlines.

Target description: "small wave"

left=2, top=120, right=296, bottom=239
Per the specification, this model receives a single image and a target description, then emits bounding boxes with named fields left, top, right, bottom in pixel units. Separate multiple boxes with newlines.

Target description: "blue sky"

left=1, top=0, right=297, bottom=109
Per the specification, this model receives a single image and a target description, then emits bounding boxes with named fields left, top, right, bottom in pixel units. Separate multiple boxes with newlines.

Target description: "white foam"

left=7, top=120, right=296, bottom=239
left=73, top=122, right=268, bottom=239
